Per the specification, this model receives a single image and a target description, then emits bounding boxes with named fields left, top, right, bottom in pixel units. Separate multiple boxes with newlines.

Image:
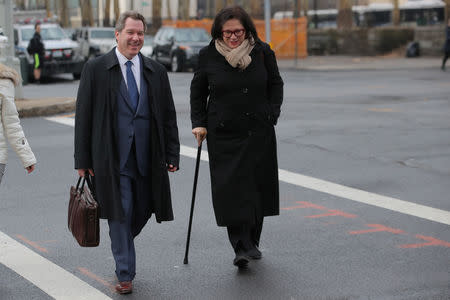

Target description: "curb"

left=16, top=97, right=76, bottom=118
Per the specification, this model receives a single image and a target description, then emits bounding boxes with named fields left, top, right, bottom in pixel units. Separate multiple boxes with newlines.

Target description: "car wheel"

left=73, top=73, right=81, bottom=80
left=171, top=54, right=183, bottom=72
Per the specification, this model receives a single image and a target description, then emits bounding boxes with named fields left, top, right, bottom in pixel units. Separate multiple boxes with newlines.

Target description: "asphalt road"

left=1, top=68, right=450, bottom=299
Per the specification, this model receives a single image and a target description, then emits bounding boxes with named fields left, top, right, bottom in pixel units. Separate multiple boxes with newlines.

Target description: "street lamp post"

left=0, top=0, right=24, bottom=98
left=264, top=0, right=271, bottom=46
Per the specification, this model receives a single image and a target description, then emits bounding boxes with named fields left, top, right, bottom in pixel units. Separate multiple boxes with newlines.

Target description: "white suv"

left=14, top=23, right=85, bottom=80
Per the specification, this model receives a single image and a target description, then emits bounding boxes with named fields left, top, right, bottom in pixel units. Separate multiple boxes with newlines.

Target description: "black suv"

left=152, top=27, right=210, bottom=72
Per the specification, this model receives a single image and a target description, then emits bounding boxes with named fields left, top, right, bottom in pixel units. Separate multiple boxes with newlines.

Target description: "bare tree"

left=44, top=0, right=51, bottom=17
left=179, top=0, right=190, bottom=20
left=446, top=0, right=450, bottom=23
left=152, top=0, right=162, bottom=34
left=242, top=0, right=250, bottom=12
left=80, top=0, right=94, bottom=26
left=250, top=0, right=263, bottom=19
left=16, top=0, right=25, bottom=10
left=392, top=0, right=400, bottom=26
left=114, top=0, right=120, bottom=25
left=59, top=0, right=70, bottom=27
left=104, top=0, right=111, bottom=26
left=167, top=0, right=172, bottom=20
left=337, top=0, right=352, bottom=29
left=302, top=0, right=308, bottom=18
left=215, top=0, right=225, bottom=14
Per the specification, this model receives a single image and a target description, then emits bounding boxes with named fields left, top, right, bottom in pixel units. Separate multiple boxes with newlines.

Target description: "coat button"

left=242, top=88, right=248, bottom=93
left=245, top=112, right=250, bottom=116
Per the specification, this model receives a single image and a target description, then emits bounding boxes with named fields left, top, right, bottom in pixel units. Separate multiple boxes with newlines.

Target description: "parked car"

left=62, top=28, right=76, bottom=40
left=74, top=27, right=116, bottom=59
left=13, top=23, right=85, bottom=80
left=0, top=28, right=7, bottom=44
left=152, top=27, right=211, bottom=72
left=140, top=35, right=154, bottom=58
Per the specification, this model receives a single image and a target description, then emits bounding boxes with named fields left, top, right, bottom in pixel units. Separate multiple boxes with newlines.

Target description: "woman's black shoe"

left=233, top=253, right=250, bottom=268
left=246, top=246, right=262, bottom=260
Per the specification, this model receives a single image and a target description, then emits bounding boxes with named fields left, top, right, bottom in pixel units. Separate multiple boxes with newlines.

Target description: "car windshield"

left=21, top=27, right=67, bottom=41
left=90, top=30, right=115, bottom=39
left=175, top=29, right=210, bottom=42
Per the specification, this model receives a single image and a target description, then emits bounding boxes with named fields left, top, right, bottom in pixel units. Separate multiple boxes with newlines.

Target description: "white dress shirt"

left=115, top=47, right=141, bottom=94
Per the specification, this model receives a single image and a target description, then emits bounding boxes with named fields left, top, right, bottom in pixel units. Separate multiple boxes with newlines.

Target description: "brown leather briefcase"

left=68, top=175, right=99, bottom=247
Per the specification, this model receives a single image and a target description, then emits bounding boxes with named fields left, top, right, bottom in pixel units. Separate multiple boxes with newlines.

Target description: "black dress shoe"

left=233, top=253, right=250, bottom=268
left=246, top=246, right=262, bottom=260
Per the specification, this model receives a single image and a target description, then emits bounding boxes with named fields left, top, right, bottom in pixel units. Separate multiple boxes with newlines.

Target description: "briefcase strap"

left=78, top=174, right=97, bottom=203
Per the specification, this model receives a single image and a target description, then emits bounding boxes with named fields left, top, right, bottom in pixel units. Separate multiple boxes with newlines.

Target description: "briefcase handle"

left=76, top=173, right=97, bottom=202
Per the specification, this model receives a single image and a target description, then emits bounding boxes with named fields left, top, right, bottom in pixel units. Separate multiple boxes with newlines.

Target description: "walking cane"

left=183, top=142, right=202, bottom=264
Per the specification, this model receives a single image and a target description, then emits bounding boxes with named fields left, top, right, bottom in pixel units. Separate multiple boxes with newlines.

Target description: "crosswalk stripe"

left=0, top=231, right=112, bottom=300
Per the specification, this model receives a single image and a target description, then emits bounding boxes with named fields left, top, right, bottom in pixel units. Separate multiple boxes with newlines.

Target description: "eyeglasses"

left=222, top=29, right=245, bottom=38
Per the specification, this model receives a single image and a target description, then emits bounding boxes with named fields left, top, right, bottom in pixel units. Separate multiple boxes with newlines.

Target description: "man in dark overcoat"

left=74, top=11, right=180, bottom=294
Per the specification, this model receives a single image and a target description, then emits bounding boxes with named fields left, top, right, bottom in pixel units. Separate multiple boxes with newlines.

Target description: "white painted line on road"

left=46, top=116, right=450, bottom=226
left=46, top=116, right=75, bottom=127
left=277, top=169, right=450, bottom=226
left=0, top=231, right=112, bottom=300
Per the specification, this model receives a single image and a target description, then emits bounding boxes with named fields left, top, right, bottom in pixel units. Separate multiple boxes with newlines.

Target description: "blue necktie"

left=125, top=61, right=138, bottom=111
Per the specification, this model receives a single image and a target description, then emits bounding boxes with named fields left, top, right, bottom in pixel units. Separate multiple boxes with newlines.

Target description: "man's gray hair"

left=115, top=11, right=147, bottom=33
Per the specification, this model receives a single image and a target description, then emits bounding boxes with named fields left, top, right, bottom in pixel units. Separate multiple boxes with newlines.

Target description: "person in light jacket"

left=190, top=6, right=283, bottom=269
left=0, top=63, right=36, bottom=184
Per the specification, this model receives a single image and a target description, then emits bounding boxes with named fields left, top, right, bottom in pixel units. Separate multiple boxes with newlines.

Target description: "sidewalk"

left=16, top=56, right=444, bottom=118
left=277, top=55, right=442, bottom=71
left=16, top=97, right=75, bottom=118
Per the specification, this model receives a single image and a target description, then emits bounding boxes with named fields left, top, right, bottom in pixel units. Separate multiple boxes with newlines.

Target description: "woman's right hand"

left=192, top=127, right=207, bottom=146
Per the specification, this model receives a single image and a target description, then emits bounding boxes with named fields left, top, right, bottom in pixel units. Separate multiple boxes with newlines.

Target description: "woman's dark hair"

left=211, top=6, right=259, bottom=42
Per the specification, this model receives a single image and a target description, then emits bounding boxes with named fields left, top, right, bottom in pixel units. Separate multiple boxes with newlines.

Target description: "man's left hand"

left=167, top=164, right=178, bottom=172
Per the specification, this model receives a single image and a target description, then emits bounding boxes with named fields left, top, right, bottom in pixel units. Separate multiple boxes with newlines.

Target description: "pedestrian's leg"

left=442, top=53, right=449, bottom=70
left=227, top=224, right=251, bottom=268
left=108, top=175, right=136, bottom=282
left=248, top=218, right=263, bottom=259
left=0, top=164, right=5, bottom=185
left=33, top=54, right=41, bottom=81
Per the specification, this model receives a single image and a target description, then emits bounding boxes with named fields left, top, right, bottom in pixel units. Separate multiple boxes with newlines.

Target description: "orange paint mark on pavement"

left=306, top=209, right=357, bottom=219
left=349, top=224, right=404, bottom=235
left=282, top=201, right=328, bottom=211
left=398, top=235, right=450, bottom=249
left=15, top=235, right=48, bottom=253
left=78, top=267, right=116, bottom=291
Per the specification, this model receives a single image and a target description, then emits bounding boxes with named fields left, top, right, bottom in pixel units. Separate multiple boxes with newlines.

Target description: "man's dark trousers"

left=108, top=62, right=151, bottom=282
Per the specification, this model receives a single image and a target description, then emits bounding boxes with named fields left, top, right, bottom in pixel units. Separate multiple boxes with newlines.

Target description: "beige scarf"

left=215, top=37, right=255, bottom=70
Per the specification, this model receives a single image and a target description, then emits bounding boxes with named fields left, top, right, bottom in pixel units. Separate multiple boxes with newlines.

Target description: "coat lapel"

left=105, top=48, right=122, bottom=113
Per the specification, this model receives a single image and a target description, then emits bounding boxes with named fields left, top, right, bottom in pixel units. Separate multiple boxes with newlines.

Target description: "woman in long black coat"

left=190, top=6, right=283, bottom=268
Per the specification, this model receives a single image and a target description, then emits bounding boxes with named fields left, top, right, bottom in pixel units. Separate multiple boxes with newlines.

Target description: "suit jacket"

left=74, top=48, right=180, bottom=223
